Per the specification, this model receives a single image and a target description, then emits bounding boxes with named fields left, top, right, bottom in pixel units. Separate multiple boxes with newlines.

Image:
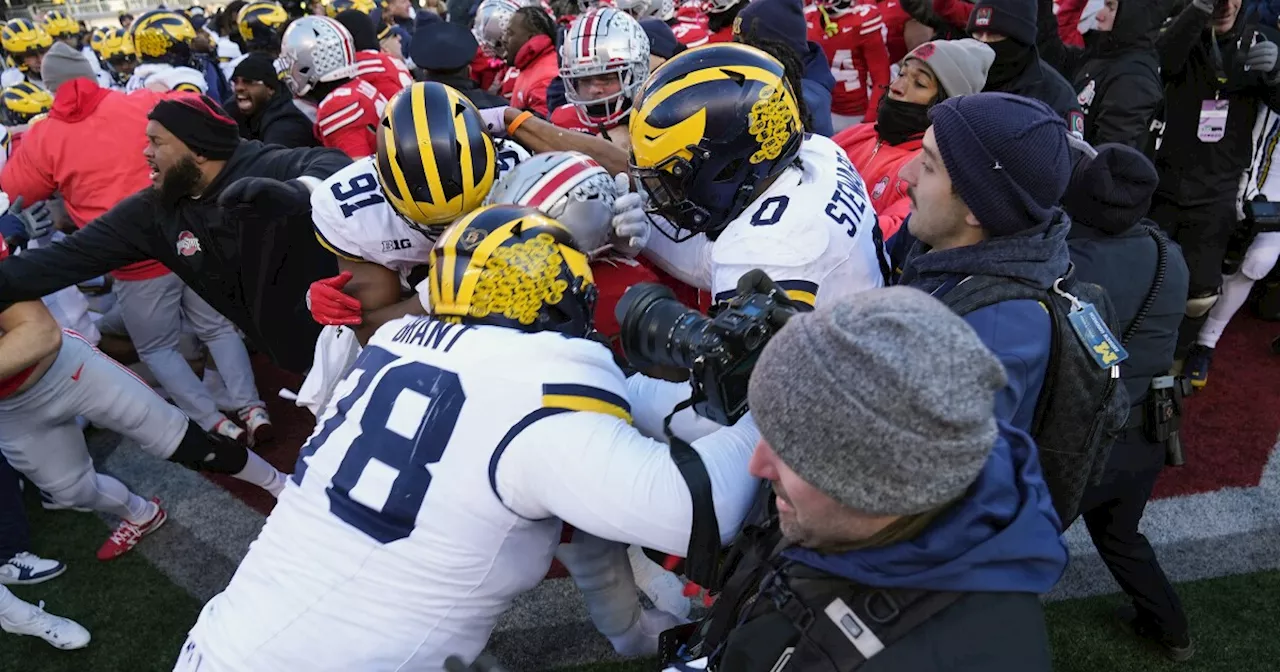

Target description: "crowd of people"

left=0, top=0, right=1275, bottom=668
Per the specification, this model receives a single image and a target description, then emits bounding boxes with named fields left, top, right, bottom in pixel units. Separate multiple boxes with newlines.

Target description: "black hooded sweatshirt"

left=1041, top=0, right=1165, bottom=149
left=0, top=142, right=351, bottom=373
left=225, top=87, right=319, bottom=149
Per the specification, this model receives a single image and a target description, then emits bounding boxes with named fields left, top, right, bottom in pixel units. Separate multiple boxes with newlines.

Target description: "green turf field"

left=6, top=488, right=1275, bottom=672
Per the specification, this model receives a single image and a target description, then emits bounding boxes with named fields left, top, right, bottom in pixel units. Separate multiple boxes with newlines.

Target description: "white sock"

left=84, top=472, right=152, bottom=524
left=123, top=494, right=157, bottom=525
left=233, top=451, right=286, bottom=498
left=1198, top=272, right=1256, bottom=348
left=556, top=535, right=642, bottom=639
left=0, top=585, right=27, bottom=622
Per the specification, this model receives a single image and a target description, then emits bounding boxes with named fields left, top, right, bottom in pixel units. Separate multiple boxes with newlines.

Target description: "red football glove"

left=308, top=272, right=363, bottom=326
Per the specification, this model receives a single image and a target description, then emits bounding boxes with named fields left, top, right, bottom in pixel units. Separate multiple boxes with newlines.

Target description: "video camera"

left=614, top=270, right=801, bottom=425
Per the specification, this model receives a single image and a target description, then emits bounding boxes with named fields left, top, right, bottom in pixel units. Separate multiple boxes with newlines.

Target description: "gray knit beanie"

left=41, top=42, right=95, bottom=94
left=905, top=39, right=994, bottom=99
left=748, top=287, right=1008, bottom=517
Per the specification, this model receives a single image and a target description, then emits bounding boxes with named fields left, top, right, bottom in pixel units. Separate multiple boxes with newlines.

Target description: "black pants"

left=0, top=455, right=30, bottom=561
left=1079, top=431, right=1188, bottom=639
left=1148, top=193, right=1237, bottom=356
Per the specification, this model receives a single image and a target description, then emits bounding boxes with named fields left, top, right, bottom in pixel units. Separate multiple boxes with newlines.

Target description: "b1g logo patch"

left=176, top=231, right=202, bottom=257
left=974, top=7, right=992, bottom=26
left=872, top=176, right=889, bottom=200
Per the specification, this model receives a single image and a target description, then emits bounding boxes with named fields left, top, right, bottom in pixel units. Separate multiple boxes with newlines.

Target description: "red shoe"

left=97, top=498, right=167, bottom=561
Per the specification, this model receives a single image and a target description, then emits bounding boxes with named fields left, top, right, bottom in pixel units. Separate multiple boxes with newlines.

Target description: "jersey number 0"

left=292, top=346, right=466, bottom=543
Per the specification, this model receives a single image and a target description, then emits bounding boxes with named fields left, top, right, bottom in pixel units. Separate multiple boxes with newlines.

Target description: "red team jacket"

left=315, top=78, right=388, bottom=158
left=804, top=3, right=891, bottom=121
left=354, top=50, right=413, bottom=102
left=833, top=121, right=917, bottom=239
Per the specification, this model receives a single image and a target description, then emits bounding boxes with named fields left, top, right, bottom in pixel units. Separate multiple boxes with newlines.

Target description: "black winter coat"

left=1154, top=5, right=1280, bottom=205
left=423, top=72, right=510, bottom=109
left=1068, top=222, right=1190, bottom=405
left=0, top=142, right=351, bottom=373
left=225, top=89, right=319, bottom=149
left=991, top=54, right=1084, bottom=127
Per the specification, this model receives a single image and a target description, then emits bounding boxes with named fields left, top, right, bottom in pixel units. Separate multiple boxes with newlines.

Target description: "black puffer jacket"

left=1046, top=0, right=1165, bottom=148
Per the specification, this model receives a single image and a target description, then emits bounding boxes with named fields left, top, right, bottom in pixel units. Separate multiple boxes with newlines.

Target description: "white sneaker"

left=238, top=405, right=273, bottom=447
left=213, top=418, right=245, bottom=444
left=0, top=552, right=66, bottom=586
left=0, top=599, right=91, bottom=650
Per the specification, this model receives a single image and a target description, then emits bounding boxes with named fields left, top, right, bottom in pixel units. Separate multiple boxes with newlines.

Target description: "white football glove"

left=478, top=106, right=511, bottom=138
left=611, top=173, right=650, bottom=258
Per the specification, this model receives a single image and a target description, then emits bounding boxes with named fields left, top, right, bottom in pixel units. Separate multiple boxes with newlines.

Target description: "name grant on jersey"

left=390, top=318, right=473, bottom=352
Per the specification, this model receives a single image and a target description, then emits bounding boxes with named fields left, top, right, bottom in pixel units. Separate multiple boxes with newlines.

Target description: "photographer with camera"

left=1185, top=103, right=1280, bottom=388
left=662, top=287, right=1067, bottom=672
left=1148, top=0, right=1280, bottom=361
left=1061, top=142, right=1194, bottom=661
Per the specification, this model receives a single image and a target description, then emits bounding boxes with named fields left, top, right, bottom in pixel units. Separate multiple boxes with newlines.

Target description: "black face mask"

left=875, top=96, right=933, bottom=146
left=983, top=39, right=1035, bottom=92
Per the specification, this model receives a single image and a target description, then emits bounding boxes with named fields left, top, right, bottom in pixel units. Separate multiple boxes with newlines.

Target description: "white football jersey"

left=311, top=140, right=531, bottom=288
left=645, top=134, right=886, bottom=308
left=186, top=315, right=632, bottom=671
left=125, top=64, right=207, bottom=93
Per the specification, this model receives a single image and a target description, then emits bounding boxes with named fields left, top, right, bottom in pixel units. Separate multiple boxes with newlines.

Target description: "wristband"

left=507, top=110, right=534, bottom=137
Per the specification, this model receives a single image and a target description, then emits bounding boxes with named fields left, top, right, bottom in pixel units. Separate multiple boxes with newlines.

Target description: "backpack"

left=939, top=266, right=1130, bottom=527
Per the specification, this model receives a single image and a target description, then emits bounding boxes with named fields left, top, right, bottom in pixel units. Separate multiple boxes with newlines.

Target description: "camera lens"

left=616, top=283, right=716, bottom=370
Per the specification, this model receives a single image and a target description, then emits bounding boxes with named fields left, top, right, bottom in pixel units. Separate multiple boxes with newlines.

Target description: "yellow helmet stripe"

left=412, top=82, right=447, bottom=214
left=451, top=89, right=477, bottom=208
left=453, top=219, right=523, bottom=308
left=436, top=216, right=473, bottom=307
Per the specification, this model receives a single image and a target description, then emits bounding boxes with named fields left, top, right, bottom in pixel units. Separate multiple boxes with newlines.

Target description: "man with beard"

left=225, top=52, right=317, bottom=147
left=0, top=94, right=350, bottom=374
left=835, top=38, right=993, bottom=238
left=965, top=0, right=1083, bottom=133
left=1038, top=0, right=1165, bottom=149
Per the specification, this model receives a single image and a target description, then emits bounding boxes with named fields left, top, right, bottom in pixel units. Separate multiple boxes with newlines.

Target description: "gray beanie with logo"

left=905, top=38, right=995, bottom=99
left=747, top=287, right=1008, bottom=517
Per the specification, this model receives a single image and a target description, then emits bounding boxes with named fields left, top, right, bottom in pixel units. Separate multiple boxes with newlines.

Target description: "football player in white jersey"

left=177, top=205, right=761, bottom=672
left=625, top=42, right=886, bottom=309
left=124, top=11, right=209, bottom=94
left=308, top=82, right=529, bottom=345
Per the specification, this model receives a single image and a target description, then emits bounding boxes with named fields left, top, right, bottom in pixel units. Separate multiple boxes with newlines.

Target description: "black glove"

left=217, top=177, right=312, bottom=219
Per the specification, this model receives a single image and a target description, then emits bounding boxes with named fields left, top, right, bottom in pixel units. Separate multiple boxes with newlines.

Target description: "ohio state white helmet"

left=614, top=0, right=675, bottom=21
left=484, top=151, right=618, bottom=256
left=276, top=16, right=357, bottom=97
left=560, top=8, right=651, bottom=128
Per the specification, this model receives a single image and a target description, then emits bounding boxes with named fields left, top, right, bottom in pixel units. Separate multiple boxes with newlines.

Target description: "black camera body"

left=615, top=277, right=798, bottom=425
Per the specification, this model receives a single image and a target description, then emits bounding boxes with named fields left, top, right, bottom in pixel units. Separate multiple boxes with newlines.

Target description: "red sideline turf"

left=1156, top=313, right=1280, bottom=498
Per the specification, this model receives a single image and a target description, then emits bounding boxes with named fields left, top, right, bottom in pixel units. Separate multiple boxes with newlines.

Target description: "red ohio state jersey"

left=354, top=50, right=413, bottom=101
left=315, top=78, right=388, bottom=159
left=592, top=255, right=661, bottom=358
left=671, top=7, right=709, bottom=47
left=804, top=3, right=891, bottom=120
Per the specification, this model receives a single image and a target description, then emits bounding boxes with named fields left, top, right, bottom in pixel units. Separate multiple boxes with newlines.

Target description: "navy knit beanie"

left=734, top=0, right=808, bottom=58
left=967, top=0, right=1038, bottom=46
left=1062, top=143, right=1158, bottom=235
left=928, top=92, right=1071, bottom=237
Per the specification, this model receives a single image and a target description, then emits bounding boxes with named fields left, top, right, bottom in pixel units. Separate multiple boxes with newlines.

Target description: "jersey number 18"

left=292, top=346, right=466, bottom=543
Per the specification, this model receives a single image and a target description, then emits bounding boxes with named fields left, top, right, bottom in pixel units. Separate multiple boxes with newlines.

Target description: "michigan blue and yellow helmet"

left=429, top=204, right=597, bottom=338
left=325, top=0, right=377, bottom=16
left=93, top=27, right=136, bottom=62
left=237, top=2, right=290, bottom=51
left=1, top=19, right=53, bottom=60
left=375, top=82, right=498, bottom=235
left=129, top=10, right=198, bottom=65
left=42, top=10, right=80, bottom=39
left=2, top=81, right=53, bottom=126
left=628, top=42, right=803, bottom=236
